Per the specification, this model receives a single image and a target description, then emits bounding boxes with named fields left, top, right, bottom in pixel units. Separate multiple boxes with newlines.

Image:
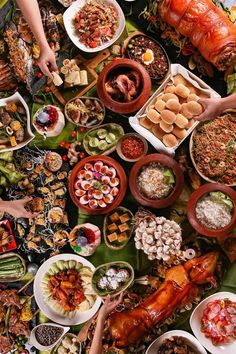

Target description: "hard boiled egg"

left=142, top=49, right=154, bottom=65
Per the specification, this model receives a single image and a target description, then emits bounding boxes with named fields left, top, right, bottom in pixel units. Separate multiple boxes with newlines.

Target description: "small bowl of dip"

left=116, top=133, right=148, bottom=162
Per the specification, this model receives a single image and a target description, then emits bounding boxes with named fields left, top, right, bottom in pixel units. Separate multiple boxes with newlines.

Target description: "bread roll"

left=162, top=93, right=179, bottom=102
left=161, top=109, right=176, bottom=124
left=160, top=120, right=174, bottom=133
left=152, top=124, right=165, bottom=139
left=139, top=116, right=153, bottom=130
left=175, top=113, right=188, bottom=128
left=175, top=84, right=190, bottom=98
left=187, top=94, right=199, bottom=102
left=164, top=84, right=176, bottom=94
left=172, top=126, right=187, bottom=139
left=147, top=104, right=155, bottom=112
left=163, top=134, right=178, bottom=147
left=186, top=101, right=203, bottom=116
left=173, top=74, right=188, bottom=86
left=154, top=99, right=166, bottom=112
left=186, top=118, right=195, bottom=129
left=147, top=109, right=161, bottom=123
left=166, top=99, right=181, bottom=113
left=180, top=103, right=193, bottom=119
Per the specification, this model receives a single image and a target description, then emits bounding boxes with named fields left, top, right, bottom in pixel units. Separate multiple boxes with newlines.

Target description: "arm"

left=0, top=197, right=38, bottom=218
left=16, top=0, right=57, bottom=78
left=89, top=293, right=123, bottom=354
left=196, top=93, right=236, bottom=121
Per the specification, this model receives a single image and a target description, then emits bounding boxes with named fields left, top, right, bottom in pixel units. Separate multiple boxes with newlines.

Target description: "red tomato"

left=79, top=126, right=86, bottom=132
left=71, top=131, right=77, bottom=138
left=60, top=141, right=66, bottom=148
left=88, top=41, right=97, bottom=48
left=37, top=72, right=43, bottom=79
left=45, top=86, right=50, bottom=93
left=79, top=152, right=85, bottom=159
left=65, top=143, right=71, bottom=150
left=62, top=155, right=68, bottom=161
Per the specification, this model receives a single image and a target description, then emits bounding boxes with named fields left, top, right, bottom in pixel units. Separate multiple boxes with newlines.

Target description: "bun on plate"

left=147, top=108, right=161, bottom=123
left=175, top=84, right=190, bottom=98
left=161, top=109, right=176, bottom=124
left=160, top=120, right=174, bottom=133
left=172, top=126, right=187, bottom=139
left=164, top=85, right=176, bottom=94
left=187, top=94, right=199, bottom=102
left=154, top=99, right=166, bottom=112
left=166, top=99, right=181, bottom=113
left=152, top=124, right=165, bottom=139
left=163, top=134, right=178, bottom=147
left=162, top=93, right=179, bottom=102
left=175, top=113, right=188, bottom=128
left=173, top=74, right=188, bottom=86
left=186, top=101, right=203, bottom=115
left=139, top=116, right=153, bottom=130
left=180, top=103, right=193, bottom=119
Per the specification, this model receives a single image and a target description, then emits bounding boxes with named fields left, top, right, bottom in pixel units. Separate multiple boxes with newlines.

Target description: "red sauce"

left=121, top=136, right=144, bottom=160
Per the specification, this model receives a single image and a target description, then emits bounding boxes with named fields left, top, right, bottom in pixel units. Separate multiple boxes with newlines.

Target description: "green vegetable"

left=98, top=140, right=108, bottom=151
left=0, top=256, right=19, bottom=264
left=5, top=307, right=10, bottom=342
left=0, top=163, right=24, bottom=184
left=0, top=151, right=13, bottom=162
left=106, top=133, right=116, bottom=144
left=97, top=128, right=107, bottom=139
left=210, top=191, right=233, bottom=210
left=0, top=174, right=8, bottom=187
left=89, top=137, right=99, bottom=148
left=164, top=168, right=175, bottom=184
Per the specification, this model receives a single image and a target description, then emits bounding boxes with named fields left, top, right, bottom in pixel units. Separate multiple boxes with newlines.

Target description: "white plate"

left=63, top=0, right=125, bottom=53
left=34, top=253, right=101, bottom=325
left=0, top=92, right=35, bottom=152
left=145, top=330, right=207, bottom=354
left=190, top=292, right=236, bottom=354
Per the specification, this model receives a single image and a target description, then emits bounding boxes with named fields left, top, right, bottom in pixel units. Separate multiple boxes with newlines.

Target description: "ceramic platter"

left=34, top=253, right=102, bottom=325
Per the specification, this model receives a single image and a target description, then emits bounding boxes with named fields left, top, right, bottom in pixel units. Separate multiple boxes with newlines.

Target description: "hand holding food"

left=0, top=197, right=39, bottom=219
left=196, top=93, right=236, bottom=121
left=37, top=44, right=58, bottom=80
left=98, top=292, right=123, bottom=320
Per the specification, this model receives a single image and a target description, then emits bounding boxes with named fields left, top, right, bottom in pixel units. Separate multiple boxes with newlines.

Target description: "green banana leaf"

left=220, top=261, right=236, bottom=293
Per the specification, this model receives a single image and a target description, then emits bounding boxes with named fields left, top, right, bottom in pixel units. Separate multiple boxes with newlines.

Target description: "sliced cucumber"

left=89, top=137, right=99, bottom=148
left=98, top=140, right=109, bottom=151
left=105, top=132, right=116, bottom=144
left=97, top=128, right=107, bottom=139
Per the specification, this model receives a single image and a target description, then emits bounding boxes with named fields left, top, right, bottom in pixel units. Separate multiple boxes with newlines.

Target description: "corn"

left=9, top=136, right=17, bottom=147
left=20, top=302, right=33, bottom=321
left=10, top=120, right=21, bottom=131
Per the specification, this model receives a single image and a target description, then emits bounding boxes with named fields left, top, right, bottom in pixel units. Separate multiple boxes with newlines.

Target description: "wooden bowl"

left=129, top=153, right=184, bottom=209
left=187, top=183, right=236, bottom=237
left=69, top=155, right=127, bottom=215
left=116, top=133, right=148, bottom=162
left=97, top=58, right=151, bottom=114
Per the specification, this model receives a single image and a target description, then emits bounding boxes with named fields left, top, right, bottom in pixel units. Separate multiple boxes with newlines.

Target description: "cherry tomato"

left=45, top=86, right=50, bottom=93
left=62, top=155, right=68, bottom=161
left=79, top=152, right=85, bottom=159
left=65, top=143, right=71, bottom=150
left=71, top=131, right=77, bottom=138
left=60, top=141, right=66, bottom=148
left=88, top=41, right=97, bottom=48
left=49, top=41, right=54, bottom=48
left=79, top=126, right=86, bottom=132
left=37, top=72, right=43, bottom=79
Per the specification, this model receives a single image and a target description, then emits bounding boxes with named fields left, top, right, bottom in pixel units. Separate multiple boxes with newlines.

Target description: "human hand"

left=38, top=44, right=58, bottom=80
left=195, top=98, right=222, bottom=121
left=3, top=197, right=39, bottom=219
left=98, top=292, right=123, bottom=321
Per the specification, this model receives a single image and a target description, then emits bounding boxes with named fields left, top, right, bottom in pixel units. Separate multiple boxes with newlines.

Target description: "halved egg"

left=75, top=189, right=86, bottom=197
left=89, top=199, right=98, bottom=209
left=84, top=171, right=94, bottom=180
left=78, top=169, right=86, bottom=178
left=101, top=185, right=110, bottom=194
left=94, top=161, right=103, bottom=172
left=104, top=194, right=114, bottom=204
left=80, top=195, right=89, bottom=204
left=100, top=165, right=109, bottom=175
left=93, top=190, right=103, bottom=200
left=88, top=188, right=95, bottom=198
left=81, top=180, right=92, bottom=190
left=98, top=199, right=107, bottom=208
left=101, top=175, right=110, bottom=185
left=84, top=163, right=94, bottom=171
left=109, top=177, right=120, bottom=187
left=74, top=180, right=82, bottom=190
left=141, top=49, right=154, bottom=65
left=106, top=167, right=116, bottom=178
left=110, top=187, right=119, bottom=197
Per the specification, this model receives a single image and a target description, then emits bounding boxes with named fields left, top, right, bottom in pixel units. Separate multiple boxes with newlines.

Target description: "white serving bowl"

left=145, top=330, right=207, bottom=354
left=30, top=323, right=70, bottom=351
left=190, top=292, right=236, bottom=354
left=0, top=92, right=34, bottom=152
left=63, top=0, right=125, bottom=53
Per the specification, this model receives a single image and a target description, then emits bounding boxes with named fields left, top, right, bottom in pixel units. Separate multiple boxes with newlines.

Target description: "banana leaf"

left=220, top=261, right=236, bottom=293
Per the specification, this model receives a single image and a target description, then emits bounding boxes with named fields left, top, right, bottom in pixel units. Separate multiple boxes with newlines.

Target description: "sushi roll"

left=106, top=267, right=117, bottom=277
left=97, top=276, right=109, bottom=289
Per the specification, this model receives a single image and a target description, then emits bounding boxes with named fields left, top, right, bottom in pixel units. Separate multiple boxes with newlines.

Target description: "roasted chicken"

left=109, top=251, right=219, bottom=347
left=158, top=0, right=236, bottom=70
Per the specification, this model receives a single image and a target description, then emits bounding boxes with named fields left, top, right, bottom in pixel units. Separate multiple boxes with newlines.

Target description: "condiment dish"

left=30, top=323, right=70, bottom=351
left=116, top=133, right=148, bottom=162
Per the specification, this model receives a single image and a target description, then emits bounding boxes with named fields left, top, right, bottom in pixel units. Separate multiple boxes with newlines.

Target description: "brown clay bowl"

left=97, top=58, right=152, bottom=114
left=116, top=133, right=148, bottom=162
left=129, top=153, right=184, bottom=209
left=69, top=155, right=127, bottom=215
left=187, top=183, right=236, bottom=237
